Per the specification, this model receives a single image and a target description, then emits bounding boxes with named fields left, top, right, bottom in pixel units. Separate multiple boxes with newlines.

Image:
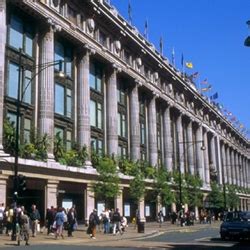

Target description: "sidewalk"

left=0, top=221, right=221, bottom=248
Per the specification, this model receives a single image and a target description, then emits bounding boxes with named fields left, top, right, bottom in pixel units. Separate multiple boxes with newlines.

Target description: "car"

left=220, top=211, right=250, bottom=240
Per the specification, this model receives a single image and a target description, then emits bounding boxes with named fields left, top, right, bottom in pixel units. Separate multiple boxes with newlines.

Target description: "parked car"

left=220, top=211, right=250, bottom=240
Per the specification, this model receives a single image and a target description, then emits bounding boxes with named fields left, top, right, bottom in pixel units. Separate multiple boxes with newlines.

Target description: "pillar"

left=196, top=125, right=205, bottom=183
left=38, top=26, right=55, bottom=160
left=130, top=83, right=140, bottom=161
left=171, top=202, right=176, bottom=213
left=231, top=149, right=236, bottom=185
left=187, top=120, right=195, bottom=175
left=235, top=152, right=240, bottom=187
left=0, top=174, right=8, bottom=204
left=221, top=143, right=227, bottom=184
left=148, top=96, right=157, bottom=166
left=84, top=184, right=95, bottom=223
left=107, top=64, right=118, bottom=156
left=216, top=136, right=223, bottom=185
left=203, top=130, right=210, bottom=186
left=114, top=187, right=123, bottom=216
left=77, top=49, right=91, bottom=162
left=163, top=104, right=173, bottom=172
left=176, top=113, right=184, bottom=174
left=45, top=180, right=59, bottom=209
left=0, top=1, right=6, bottom=153
left=226, top=146, right=232, bottom=185
left=139, top=198, right=145, bottom=222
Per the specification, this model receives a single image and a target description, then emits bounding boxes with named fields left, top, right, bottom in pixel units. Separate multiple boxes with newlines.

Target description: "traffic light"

left=18, top=174, right=26, bottom=192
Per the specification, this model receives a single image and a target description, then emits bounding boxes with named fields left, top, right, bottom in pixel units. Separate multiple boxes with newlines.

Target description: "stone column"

left=107, top=64, right=118, bottom=156
left=84, top=184, right=95, bottom=223
left=196, top=125, right=205, bottom=183
left=203, top=130, right=210, bottom=186
left=231, top=149, right=236, bottom=185
left=226, top=147, right=232, bottom=185
left=239, top=155, right=243, bottom=187
left=0, top=174, right=8, bottom=204
left=244, top=157, right=248, bottom=189
left=221, top=143, right=227, bottom=184
left=216, top=136, right=223, bottom=185
left=45, top=180, right=59, bottom=209
left=210, top=135, right=217, bottom=178
left=163, top=104, right=173, bottom=172
left=38, top=26, right=55, bottom=160
left=235, top=152, right=240, bottom=187
left=148, top=96, right=157, bottom=166
left=114, top=187, right=123, bottom=216
left=171, top=202, right=177, bottom=213
left=0, top=1, right=6, bottom=153
left=176, top=113, right=184, bottom=174
left=130, top=83, right=140, bottom=161
left=187, top=119, right=195, bottom=175
left=77, top=49, right=91, bottom=161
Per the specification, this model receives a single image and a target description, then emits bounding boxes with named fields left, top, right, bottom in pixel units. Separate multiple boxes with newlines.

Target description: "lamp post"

left=177, top=140, right=205, bottom=211
left=11, top=48, right=63, bottom=240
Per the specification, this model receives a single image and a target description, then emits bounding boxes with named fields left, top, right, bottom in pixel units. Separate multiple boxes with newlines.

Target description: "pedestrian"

left=54, top=207, right=64, bottom=239
left=46, top=206, right=55, bottom=235
left=112, top=208, right=122, bottom=235
left=29, top=204, right=40, bottom=237
left=17, top=208, right=30, bottom=246
left=88, top=209, right=99, bottom=239
left=102, top=209, right=110, bottom=234
left=158, top=210, right=164, bottom=227
left=67, top=207, right=77, bottom=237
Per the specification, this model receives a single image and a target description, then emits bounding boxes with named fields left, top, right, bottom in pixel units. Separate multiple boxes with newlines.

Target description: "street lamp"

left=11, top=48, right=63, bottom=240
left=178, top=140, right=206, bottom=210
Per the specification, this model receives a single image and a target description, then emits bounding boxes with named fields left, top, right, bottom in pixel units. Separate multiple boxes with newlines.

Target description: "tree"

left=185, top=174, right=203, bottom=208
left=93, top=156, right=121, bottom=205
left=227, top=184, right=240, bottom=210
left=153, top=167, right=174, bottom=207
left=208, top=181, right=224, bottom=209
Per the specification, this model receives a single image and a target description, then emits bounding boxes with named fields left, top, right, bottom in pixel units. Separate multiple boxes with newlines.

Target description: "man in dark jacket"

left=88, top=209, right=99, bottom=239
left=112, top=208, right=122, bottom=235
left=46, top=206, right=55, bottom=235
left=29, top=204, right=40, bottom=237
left=67, top=207, right=77, bottom=237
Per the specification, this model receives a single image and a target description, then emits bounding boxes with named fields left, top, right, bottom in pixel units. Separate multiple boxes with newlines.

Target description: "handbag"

left=52, top=221, right=57, bottom=229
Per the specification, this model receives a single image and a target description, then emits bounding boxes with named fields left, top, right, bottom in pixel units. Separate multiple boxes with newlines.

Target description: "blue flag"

left=210, top=92, right=218, bottom=100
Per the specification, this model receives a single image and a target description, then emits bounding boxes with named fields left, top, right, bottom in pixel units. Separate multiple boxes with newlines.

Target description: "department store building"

left=0, top=0, right=249, bottom=222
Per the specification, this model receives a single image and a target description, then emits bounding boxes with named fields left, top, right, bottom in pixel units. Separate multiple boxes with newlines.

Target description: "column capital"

left=112, top=63, right=122, bottom=72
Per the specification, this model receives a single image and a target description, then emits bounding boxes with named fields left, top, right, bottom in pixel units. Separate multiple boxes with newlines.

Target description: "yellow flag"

left=185, top=62, right=193, bottom=69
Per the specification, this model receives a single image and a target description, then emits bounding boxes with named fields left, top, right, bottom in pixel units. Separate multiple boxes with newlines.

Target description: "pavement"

left=0, top=221, right=221, bottom=248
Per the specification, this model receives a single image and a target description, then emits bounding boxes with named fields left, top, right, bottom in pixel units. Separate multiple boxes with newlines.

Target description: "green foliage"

left=153, top=167, right=175, bottom=206
left=208, top=181, right=224, bottom=209
left=93, top=156, right=121, bottom=202
left=227, top=184, right=240, bottom=210
left=54, top=132, right=88, bottom=167
left=185, top=174, right=203, bottom=207
left=3, top=118, right=16, bottom=155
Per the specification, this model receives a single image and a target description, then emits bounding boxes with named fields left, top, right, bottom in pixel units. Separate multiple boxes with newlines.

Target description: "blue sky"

left=110, top=0, right=250, bottom=137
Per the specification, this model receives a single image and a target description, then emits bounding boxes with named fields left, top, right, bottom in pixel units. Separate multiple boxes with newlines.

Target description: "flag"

left=171, top=47, right=175, bottom=66
left=144, top=20, right=148, bottom=39
left=230, top=116, right=237, bottom=122
left=191, top=72, right=199, bottom=79
left=210, top=92, right=218, bottom=100
left=240, top=124, right=244, bottom=128
left=201, top=78, right=208, bottom=84
left=185, top=62, right=193, bottom=69
left=181, top=53, right=184, bottom=68
left=159, top=36, right=163, bottom=55
left=128, top=1, right=132, bottom=24
left=201, top=85, right=212, bottom=92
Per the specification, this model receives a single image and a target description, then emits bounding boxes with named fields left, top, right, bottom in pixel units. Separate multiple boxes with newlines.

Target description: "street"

left=0, top=222, right=249, bottom=250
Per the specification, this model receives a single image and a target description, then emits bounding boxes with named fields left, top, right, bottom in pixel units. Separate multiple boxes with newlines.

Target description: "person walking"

left=54, top=207, right=64, bottom=239
left=112, top=208, right=122, bottom=235
left=0, top=203, right=4, bottom=234
left=29, top=204, right=40, bottom=237
left=102, top=209, right=110, bottom=234
left=17, top=208, right=30, bottom=246
left=158, top=210, right=164, bottom=228
left=88, top=209, right=99, bottom=239
left=67, top=207, right=77, bottom=237
left=46, top=206, right=55, bottom=235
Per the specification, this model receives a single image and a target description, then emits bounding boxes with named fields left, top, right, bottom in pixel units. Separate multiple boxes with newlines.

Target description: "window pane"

left=55, top=84, right=64, bottom=115
left=23, top=70, right=32, bottom=104
left=96, top=67, right=102, bottom=92
left=122, top=114, right=126, bottom=138
left=55, top=127, right=64, bottom=139
left=66, top=131, right=72, bottom=151
left=97, top=139, right=103, bottom=155
left=97, top=102, right=102, bottom=129
left=25, top=25, right=33, bottom=57
left=89, top=62, right=96, bottom=89
left=9, top=15, right=23, bottom=50
left=55, top=41, right=65, bottom=71
left=66, top=88, right=72, bottom=118
left=117, top=113, right=121, bottom=136
left=8, top=62, right=19, bottom=99
left=7, top=112, right=17, bottom=126
left=91, top=137, right=97, bottom=151
left=90, top=100, right=96, bottom=126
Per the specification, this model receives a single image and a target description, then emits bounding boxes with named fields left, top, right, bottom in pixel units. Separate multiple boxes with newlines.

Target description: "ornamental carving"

left=136, top=57, right=142, bottom=69
left=87, top=18, right=95, bottom=33
left=114, top=40, right=121, bottom=53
